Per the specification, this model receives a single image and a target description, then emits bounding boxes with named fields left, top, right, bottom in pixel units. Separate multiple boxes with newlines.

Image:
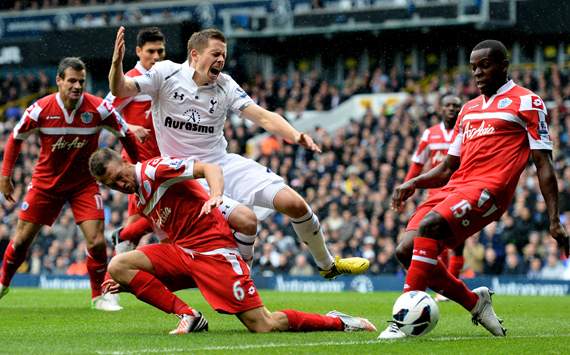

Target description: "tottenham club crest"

left=183, top=108, right=201, bottom=123
left=497, top=98, right=512, bottom=109
left=209, top=97, right=218, bottom=114
left=80, top=112, right=93, bottom=124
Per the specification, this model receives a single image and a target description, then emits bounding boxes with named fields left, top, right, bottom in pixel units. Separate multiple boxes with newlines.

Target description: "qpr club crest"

left=80, top=112, right=93, bottom=124
left=497, top=98, right=512, bottom=109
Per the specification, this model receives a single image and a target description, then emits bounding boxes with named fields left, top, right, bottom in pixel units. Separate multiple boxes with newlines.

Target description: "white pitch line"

left=96, top=334, right=570, bottom=355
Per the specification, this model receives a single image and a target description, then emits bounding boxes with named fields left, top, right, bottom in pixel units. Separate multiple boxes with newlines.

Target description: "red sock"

left=280, top=309, right=344, bottom=331
left=129, top=270, right=194, bottom=315
left=439, top=248, right=450, bottom=268
left=404, top=236, right=441, bottom=292
left=0, top=240, right=29, bottom=287
left=429, top=260, right=478, bottom=311
left=448, top=255, right=465, bottom=278
left=120, top=218, right=152, bottom=243
left=86, top=246, right=107, bottom=298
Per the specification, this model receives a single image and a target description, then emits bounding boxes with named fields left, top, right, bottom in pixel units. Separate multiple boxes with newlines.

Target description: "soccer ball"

left=391, top=291, right=439, bottom=336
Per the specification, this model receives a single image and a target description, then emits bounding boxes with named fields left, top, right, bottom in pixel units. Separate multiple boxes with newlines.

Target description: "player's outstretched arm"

left=242, top=104, right=321, bottom=153
left=392, top=155, right=459, bottom=211
left=532, top=149, right=569, bottom=257
left=193, top=161, right=224, bottom=216
left=109, top=26, right=139, bottom=98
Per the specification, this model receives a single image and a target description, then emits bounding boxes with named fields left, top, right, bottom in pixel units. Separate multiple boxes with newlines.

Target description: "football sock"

left=291, top=208, right=334, bottom=270
left=129, top=270, right=194, bottom=315
left=0, top=240, right=29, bottom=287
left=120, top=218, right=152, bottom=243
left=448, top=255, right=465, bottom=278
left=281, top=309, right=344, bottom=331
left=428, top=259, right=478, bottom=311
left=234, top=232, right=256, bottom=264
left=404, top=236, right=441, bottom=292
left=86, top=246, right=107, bottom=298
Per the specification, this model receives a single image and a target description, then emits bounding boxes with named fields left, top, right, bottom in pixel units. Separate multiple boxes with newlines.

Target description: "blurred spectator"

left=527, top=256, right=543, bottom=278
left=66, top=251, right=88, bottom=276
left=540, top=253, right=565, bottom=279
left=483, top=247, right=503, bottom=276
left=289, top=254, right=315, bottom=276
left=502, top=244, right=526, bottom=275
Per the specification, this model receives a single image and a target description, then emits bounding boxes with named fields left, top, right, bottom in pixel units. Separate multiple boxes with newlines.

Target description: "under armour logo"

left=209, top=98, right=218, bottom=113
left=173, top=92, right=184, bottom=101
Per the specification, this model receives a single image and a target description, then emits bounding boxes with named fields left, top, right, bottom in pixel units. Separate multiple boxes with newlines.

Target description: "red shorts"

left=127, top=194, right=138, bottom=217
left=139, top=243, right=263, bottom=314
left=406, top=187, right=506, bottom=249
left=19, top=183, right=104, bottom=226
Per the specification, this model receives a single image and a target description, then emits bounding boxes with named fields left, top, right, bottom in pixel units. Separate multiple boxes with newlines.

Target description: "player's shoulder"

left=152, top=60, right=181, bottom=75
left=216, top=72, right=239, bottom=88
left=82, top=92, right=103, bottom=105
left=35, top=93, right=57, bottom=107
left=427, top=123, right=443, bottom=133
left=511, top=84, right=547, bottom=113
left=458, top=96, right=483, bottom=117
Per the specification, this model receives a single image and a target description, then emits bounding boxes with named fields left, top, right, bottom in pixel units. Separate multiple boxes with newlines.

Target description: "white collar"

left=482, top=79, right=515, bottom=110
left=184, top=60, right=217, bottom=89
left=56, top=92, right=84, bottom=124
left=135, top=61, right=149, bottom=74
left=440, top=121, right=454, bottom=142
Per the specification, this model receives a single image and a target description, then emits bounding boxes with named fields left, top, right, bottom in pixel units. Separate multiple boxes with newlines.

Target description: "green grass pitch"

left=0, top=288, right=568, bottom=354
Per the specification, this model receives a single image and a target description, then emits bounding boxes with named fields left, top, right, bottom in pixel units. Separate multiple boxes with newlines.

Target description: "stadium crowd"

left=1, top=61, right=570, bottom=280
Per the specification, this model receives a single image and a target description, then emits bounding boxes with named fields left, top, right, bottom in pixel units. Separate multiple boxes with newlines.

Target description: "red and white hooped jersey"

left=412, top=121, right=456, bottom=168
left=135, top=157, right=235, bottom=252
left=409, top=121, right=456, bottom=196
left=105, top=62, right=160, bottom=162
left=13, top=92, right=129, bottom=193
left=446, top=80, right=552, bottom=203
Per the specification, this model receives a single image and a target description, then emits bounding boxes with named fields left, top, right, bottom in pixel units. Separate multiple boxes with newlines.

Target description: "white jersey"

left=134, top=60, right=254, bottom=162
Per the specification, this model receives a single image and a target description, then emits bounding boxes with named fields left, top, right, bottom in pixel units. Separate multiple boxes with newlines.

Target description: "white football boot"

left=92, top=293, right=123, bottom=312
left=377, top=322, right=406, bottom=340
left=470, top=287, right=506, bottom=336
left=326, top=310, right=377, bottom=332
left=169, top=312, right=209, bottom=335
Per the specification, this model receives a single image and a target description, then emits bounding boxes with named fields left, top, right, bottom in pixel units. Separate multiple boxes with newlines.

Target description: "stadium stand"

left=2, top=61, right=570, bottom=279
left=1, top=0, right=569, bottom=280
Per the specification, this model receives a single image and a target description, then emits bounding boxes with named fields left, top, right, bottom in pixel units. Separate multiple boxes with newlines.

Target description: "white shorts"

left=199, top=153, right=285, bottom=220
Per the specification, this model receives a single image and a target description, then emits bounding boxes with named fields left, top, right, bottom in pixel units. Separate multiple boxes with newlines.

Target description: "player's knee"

left=283, top=198, right=309, bottom=219
left=395, top=242, right=412, bottom=267
left=418, top=213, right=448, bottom=239
left=230, top=207, right=258, bottom=236
left=107, top=254, right=128, bottom=279
left=85, top=234, right=105, bottom=250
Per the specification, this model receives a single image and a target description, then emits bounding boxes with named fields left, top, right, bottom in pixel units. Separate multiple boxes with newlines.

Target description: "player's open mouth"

left=209, top=67, right=221, bottom=76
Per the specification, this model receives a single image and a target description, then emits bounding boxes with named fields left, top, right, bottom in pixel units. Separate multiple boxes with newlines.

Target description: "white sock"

left=234, top=232, right=256, bottom=266
left=291, top=208, right=334, bottom=270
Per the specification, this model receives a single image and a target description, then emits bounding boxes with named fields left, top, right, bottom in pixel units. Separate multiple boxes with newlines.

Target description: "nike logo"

left=468, top=104, right=480, bottom=109
left=47, top=115, right=61, bottom=120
